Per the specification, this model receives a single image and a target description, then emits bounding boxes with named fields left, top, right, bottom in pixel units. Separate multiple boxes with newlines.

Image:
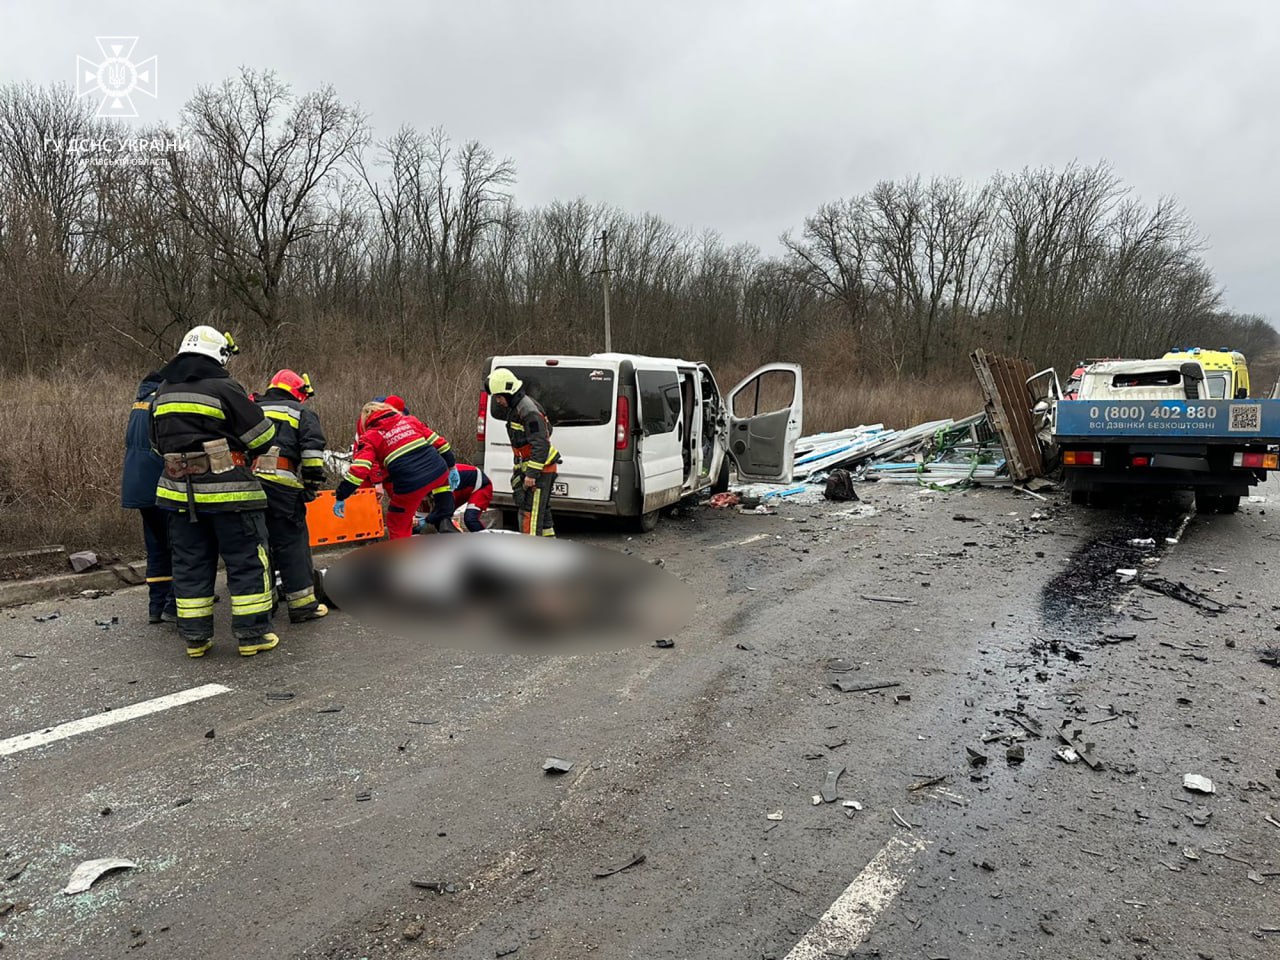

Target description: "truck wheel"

left=1070, top=490, right=1089, bottom=506
left=1217, top=495, right=1241, bottom=514
left=1194, top=490, right=1220, bottom=514
left=635, top=510, right=660, bottom=533
left=711, top=460, right=731, bottom=494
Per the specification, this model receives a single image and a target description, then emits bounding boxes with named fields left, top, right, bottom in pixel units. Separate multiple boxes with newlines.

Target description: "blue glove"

left=332, top=498, right=346, bottom=518
left=449, top=467, right=461, bottom=491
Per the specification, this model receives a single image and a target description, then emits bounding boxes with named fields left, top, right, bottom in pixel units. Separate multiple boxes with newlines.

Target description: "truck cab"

left=479, top=355, right=803, bottom=531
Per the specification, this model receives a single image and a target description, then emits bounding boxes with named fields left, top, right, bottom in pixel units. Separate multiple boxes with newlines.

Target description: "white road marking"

left=0, top=683, right=231, bottom=758
left=783, top=833, right=927, bottom=960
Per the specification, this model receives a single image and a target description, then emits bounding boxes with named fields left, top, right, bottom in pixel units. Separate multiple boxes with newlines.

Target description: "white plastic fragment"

left=842, top=800, right=864, bottom=811
left=766, top=810, right=784, bottom=821
left=1054, top=747, right=1081, bottom=764
left=811, top=795, right=823, bottom=806
left=1183, top=774, right=1216, bottom=795
left=1128, top=538, right=1155, bottom=547
left=1115, top=568, right=1137, bottom=581
left=63, top=857, right=137, bottom=895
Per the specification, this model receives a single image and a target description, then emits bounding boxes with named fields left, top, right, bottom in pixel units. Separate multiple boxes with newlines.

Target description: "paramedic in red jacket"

left=333, top=402, right=458, bottom=538
left=419, top=464, right=494, bottom=532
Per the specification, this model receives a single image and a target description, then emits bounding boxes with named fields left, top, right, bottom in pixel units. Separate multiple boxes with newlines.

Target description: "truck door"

left=635, top=366, right=686, bottom=512
left=725, top=363, right=804, bottom=482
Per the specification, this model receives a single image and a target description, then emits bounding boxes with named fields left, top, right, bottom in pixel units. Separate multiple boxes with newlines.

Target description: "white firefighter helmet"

left=178, top=325, right=239, bottom=365
left=486, top=367, right=523, bottom=396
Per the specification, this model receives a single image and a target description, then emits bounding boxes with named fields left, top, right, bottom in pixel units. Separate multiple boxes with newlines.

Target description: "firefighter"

left=486, top=368, right=561, bottom=537
left=151, top=325, right=280, bottom=658
left=253, top=370, right=329, bottom=623
left=333, top=401, right=458, bottom=538
left=121, top=369, right=175, bottom=623
left=416, top=463, right=494, bottom=532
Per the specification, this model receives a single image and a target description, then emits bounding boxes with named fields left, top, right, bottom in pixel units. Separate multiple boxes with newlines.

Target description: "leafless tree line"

left=0, top=73, right=1273, bottom=381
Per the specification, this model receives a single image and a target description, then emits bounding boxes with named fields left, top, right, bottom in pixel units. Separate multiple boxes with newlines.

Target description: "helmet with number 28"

left=178, top=325, right=239, bottom=366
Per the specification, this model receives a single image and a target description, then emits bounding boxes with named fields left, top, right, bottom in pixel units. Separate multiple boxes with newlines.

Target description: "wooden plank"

left=970, top=349, right=1044, bottom=481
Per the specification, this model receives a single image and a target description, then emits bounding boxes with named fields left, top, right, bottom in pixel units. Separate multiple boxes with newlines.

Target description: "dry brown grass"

left=0, top=348, right=982, bottom=555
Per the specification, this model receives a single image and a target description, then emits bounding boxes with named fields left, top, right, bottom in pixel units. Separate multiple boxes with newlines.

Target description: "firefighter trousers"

left=139, top=506, right=175, bottom=619
left=167, top=509, right=274, bottom=645
left=517, top=470, right=557, bottom=537
left=262, top=483, right=321, bottom=621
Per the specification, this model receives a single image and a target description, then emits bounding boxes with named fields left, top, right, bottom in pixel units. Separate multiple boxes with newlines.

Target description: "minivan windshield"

left=503, top=365, right=616, bottom=427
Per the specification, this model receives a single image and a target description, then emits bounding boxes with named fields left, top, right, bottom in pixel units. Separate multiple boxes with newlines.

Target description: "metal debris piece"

left=410, top=879, right=456, bottom=893
left=1057, top=724, right=1103, bottom=769
left=824, top=738, right=847, bottom=750
left=891, top=808, right=914, bottom=830
left=908, top=775, right=947, bottom=792
left=820, top=765, right=846, bottom=803
left=1183, top=847, right=1200, bottom=861
left=1054, top=747, right=1081, bottom=765
left=1183, top=774, right=1216, bottom=795
left=966, top=747, right=988, bottom=767
left=1248, top=872, right=1266, bottom=885
left=592, top=852, right=645, bottom=879
left=843, top=800, right=864, bottom=811
left=825, top=658, right=856, bottom=673
left=1260, top=648, right=1280, bottom=668
left=766, top=810, right=784, bottom=821
left=265, top=692, right=295, bottom=702
left=32, top=611, right=60, bottom=623
left=653, top=638, right=675, bottom=649
left=355, top=790, right=372, bottom=802
left=1138, top=577, right=1228, bottom=614
left=894, top=693, right=912, bottom=704
left=542, top=757, right=574, bottom=775
left=62, top=857, right=137, bottom=895
left=832, top=679, right=900, bottom=693
left=862, top=595, right=914, bottom=604
left=1006, top=745, right=1026, bottom=764
left=1010, top=714, right=1043, bottom=738
left=1188, top=807, right=1213, bottom=827
left=316, top=705, right=344, bottom=714
left=735, top=642, right=755, bottom=651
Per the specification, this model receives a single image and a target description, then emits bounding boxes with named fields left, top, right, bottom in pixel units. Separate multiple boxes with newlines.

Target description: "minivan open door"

left=725, top=363, right=803, bottom=482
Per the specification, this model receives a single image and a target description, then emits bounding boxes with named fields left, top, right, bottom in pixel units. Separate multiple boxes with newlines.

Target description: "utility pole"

left=597, top=229, right=613, bottom=352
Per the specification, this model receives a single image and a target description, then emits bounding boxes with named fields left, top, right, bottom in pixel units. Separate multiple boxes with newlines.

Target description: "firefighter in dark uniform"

left=121, top=370, right=175, bottom=623
left=486, top=368, right=561, bottom=537
left=253, top=369, right=329, bottom=623
left=151, top=325, right=279, bottom=658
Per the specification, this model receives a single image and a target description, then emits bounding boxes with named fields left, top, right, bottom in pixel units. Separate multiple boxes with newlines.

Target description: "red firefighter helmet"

left=269, top=369, right=315, bottom=402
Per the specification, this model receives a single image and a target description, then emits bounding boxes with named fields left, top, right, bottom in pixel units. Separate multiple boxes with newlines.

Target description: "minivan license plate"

left=552, top=481, right=568, bottom=497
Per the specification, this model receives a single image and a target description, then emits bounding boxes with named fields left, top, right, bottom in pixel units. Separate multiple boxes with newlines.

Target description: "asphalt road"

left=2, top=478, right=1278, bottom=960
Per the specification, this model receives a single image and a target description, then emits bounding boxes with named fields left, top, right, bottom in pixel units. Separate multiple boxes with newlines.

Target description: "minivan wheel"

left=636, top=510, right=660, bottom=533
left=711, top=460, right=730, bottom=494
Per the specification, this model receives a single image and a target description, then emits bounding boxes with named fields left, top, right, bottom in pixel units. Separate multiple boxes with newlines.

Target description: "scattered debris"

left=1054, top=747, right=1081, bottom=765
left=410, top=879, right=458, bottom=894
left=1183, top=774, right=1216, bottom=795
left=653, top=638, right=675, bottom=649
left=822, top=469, right=859, bottom=502
left=708, top=492, right=740, bottom=509
left=1057, top=724, right=1103, bottom=770
left=820, top=765, right=846, bottom=803
left=62, top=857, right=137, bottom=895
left=766, top=810, right=784, bottom=821
left=3, top=861, right=29, bottom=883
left=735, top=642, right=755, bottom=651
left=32, top=611, right=60, bottom=623
left=1010, top=714, right=1043, bottom=738
left=355, top=790, right=372, bottom=802
left=1188, top=807, right=1213, bottom=828
left=1128, top=538, right=1156, bottom=547
left=94, top=616, right=119, bottom=628
left=316, top=705, right=344, bottom=714
left=966, top=747, right=988, bottom=767
left=1248, top=872, right=1266, bottom=886
left=1138, top=577, right=1229, bottom=614
left=68, top=550, right=99, bottom=573
left=1006, top=745, right=1026, bottom=764
left=1183, top=847, right=1200, bottom=861
left=402, top=922, right=424, bottom=941
left=908, top=775, right=947, bottom=792
left=862, top=595, right=914, bottom=604
left=542, top=758, right=574, bottom=775
left=265, top=692, right=295, bottom=702
left=592, top=853, right=645, bottom=879
left=842, top=800, right=864, bottom=811
left=891, top=808, right=914, bottom=830
left=1260, top=648, right=1280, bottom=668
left=894, top=693, right=911, bottom=704
left=832, top=679, right=900, bottom=694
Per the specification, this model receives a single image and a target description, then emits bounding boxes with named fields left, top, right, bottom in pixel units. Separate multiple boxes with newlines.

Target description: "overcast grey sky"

left=4, top=0, right=1277, bottom=321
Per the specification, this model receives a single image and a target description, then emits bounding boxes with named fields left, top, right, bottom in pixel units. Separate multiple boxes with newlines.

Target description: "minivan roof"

left=492, top=353, right=706, bottom=368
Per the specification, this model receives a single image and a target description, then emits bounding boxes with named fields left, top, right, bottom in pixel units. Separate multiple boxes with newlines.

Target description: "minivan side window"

left=636, top=369, right=681, bottom=435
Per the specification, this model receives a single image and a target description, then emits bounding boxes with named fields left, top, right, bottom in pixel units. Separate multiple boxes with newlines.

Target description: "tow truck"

left=1052, top=354, right=1280, bottom=512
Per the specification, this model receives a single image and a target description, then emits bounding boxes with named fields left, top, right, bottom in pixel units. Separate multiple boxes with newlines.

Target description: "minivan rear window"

left=503, top=366, right=616, bottom=427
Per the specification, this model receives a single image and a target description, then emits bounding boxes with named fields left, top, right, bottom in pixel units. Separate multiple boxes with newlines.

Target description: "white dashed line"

left=0, top=683, right=231, bottom=757
left=783, top=833, right=927, bottom=960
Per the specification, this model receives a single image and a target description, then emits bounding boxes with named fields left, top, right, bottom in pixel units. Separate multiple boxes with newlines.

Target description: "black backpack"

left=824, top=469, right=859, bottom=502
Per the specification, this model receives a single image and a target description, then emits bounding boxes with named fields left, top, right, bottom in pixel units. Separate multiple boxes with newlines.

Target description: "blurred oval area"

left=318, top=533, right=692, bottom=652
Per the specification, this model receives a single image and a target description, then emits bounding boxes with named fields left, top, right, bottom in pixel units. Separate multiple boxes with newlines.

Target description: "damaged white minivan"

left=478, top=355, right=803, bottom=531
